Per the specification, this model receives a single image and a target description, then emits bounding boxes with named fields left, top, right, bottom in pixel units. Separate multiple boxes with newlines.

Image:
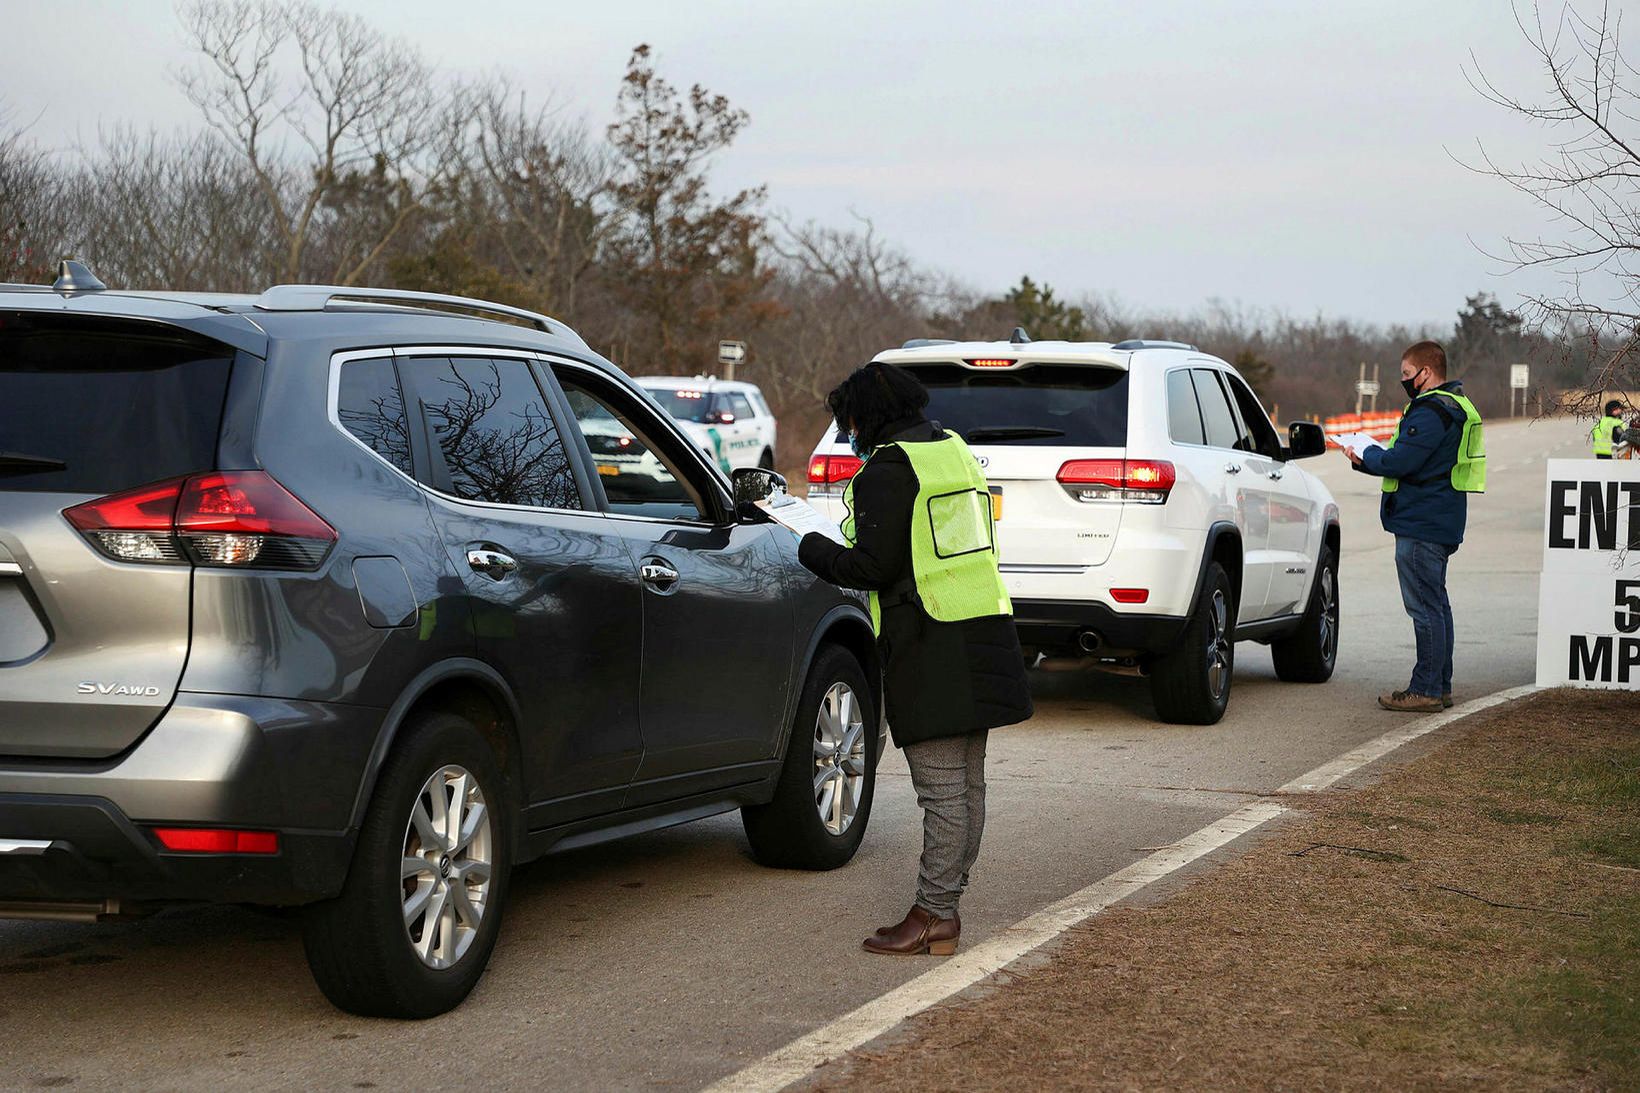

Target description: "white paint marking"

left=704, top=683, right=1541, bottom=1093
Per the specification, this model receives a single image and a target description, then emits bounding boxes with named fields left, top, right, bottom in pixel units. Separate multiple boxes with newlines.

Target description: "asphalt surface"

left=0, top=417, right=1586, bottom=1091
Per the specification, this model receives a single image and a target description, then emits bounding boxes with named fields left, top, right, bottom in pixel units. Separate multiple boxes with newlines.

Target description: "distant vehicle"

left=636, top=376, right=778, bottom=473
left=806, top=336, right=1342, bottom=725
left=0, top=265, right=881, bottom=1018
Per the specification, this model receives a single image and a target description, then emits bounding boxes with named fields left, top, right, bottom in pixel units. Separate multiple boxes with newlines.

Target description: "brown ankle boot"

left=863, top=905, right=960, bottom=955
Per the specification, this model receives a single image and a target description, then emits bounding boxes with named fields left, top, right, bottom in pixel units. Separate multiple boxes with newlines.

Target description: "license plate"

left=989, top=486, right=1003, bottom=522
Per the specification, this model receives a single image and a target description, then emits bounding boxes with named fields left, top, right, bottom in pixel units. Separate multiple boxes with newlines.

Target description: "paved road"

left=0, top=418, right=1586, bottom=1091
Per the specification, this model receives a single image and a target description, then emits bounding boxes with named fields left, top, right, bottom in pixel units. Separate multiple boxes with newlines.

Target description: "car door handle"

left=466, top=547, right=517, bottom=581
left=1224, top=463, right=1242, bottom=474
left=1268, top=467, right=1284, bottom=480
left=640, top=560, right=680, bottom=590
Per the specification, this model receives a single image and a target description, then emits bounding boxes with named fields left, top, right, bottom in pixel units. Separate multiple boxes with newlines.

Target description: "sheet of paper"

left=755, top=495, right=847, bottom=544
left=1329, top=431, right=1383, bottom=458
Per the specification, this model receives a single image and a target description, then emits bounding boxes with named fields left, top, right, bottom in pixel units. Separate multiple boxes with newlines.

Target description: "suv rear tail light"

left=152, top=827, right=279, bottom=854
left=807, top=454, right=863, bottom=495
left=966, top=358, right=1017, bottom=368
left=64, top=471, right=336, bottom=569
left=1056, top=459, right=1175, bottom=504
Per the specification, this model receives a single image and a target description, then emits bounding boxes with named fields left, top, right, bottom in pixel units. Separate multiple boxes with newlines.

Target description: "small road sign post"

left=1510, top=364, right=1529, bottom=417
left=718, top=340, right=746, bottom=380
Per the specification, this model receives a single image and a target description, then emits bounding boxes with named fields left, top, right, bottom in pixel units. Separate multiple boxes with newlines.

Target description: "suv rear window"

left=905, top=363, right=1128, bottom=447
left=0, top=314, right=232, bottom=493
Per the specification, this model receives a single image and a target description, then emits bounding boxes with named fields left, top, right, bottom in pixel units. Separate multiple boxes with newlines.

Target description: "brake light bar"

left=1056, top=459, right=1175, bottom=504
left=152, top=827, right=280, bottom=854
left=64, top=471, right=336, bottom=569
left=967, top=358, right=1017, bottom=368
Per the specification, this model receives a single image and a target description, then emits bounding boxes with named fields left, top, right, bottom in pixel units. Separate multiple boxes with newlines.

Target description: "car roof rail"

left=901, top=338, right=957, bottom=349
left=1111, top=339, right=1198, bottom=352
left=253, top=284, right=580, bottom=340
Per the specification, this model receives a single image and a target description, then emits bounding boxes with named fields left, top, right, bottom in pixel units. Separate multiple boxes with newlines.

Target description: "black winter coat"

left=797, top=418, right=1034, bottom=748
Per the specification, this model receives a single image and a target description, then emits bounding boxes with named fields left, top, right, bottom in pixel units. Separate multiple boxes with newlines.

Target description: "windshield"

left=905, top=363, right=1129, bottom=447
left=641, top=385, right=714, bottom=424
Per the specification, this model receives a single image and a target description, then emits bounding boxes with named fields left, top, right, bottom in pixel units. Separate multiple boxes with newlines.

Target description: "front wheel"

left=1271, top=545, right=1339, bottom=683
left=302, top=711, right=513, bottom=1018
left=1149, top=562, right=1235, bottom=725
left=743, top=645, right=877, bottom=869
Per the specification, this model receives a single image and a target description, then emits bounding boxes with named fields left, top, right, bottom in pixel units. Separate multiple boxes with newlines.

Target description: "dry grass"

left=805, top=689, right=1640, bottom=1092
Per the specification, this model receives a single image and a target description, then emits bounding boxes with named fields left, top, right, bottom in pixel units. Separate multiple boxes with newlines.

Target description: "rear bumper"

left=0, top=693, right=383, bottom=907
left=1012, top=599, right=1188, bottom=654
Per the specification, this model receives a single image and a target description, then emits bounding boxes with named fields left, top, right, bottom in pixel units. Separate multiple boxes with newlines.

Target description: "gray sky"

left=1, top=0, right=1602, bottom=328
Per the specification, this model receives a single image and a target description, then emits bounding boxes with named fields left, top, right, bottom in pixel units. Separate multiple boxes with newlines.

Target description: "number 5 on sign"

left=1616, top=580, right=1640, bottom=634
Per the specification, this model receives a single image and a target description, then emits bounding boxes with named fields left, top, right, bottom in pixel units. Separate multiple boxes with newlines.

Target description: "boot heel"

left=927, top=939, right=958, bottom=956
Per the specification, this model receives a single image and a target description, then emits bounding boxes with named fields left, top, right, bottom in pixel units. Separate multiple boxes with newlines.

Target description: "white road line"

left=703, top=683, right=1542, bottom=1093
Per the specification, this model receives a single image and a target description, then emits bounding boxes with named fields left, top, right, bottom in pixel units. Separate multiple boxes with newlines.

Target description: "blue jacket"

left=1357, top=381, right=1468, bottom=547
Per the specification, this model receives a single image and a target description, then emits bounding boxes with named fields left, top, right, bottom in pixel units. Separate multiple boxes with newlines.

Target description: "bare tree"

left=0, top=107, right=80, bottom=282
left=1467, top=1, right=1640, bottom=411
left=175, top=0, right=444, bottom=284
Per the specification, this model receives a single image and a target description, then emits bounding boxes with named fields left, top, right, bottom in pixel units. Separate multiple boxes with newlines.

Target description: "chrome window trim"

left=326, top=348, right=424, bottom=489
left=0, top=562, right=22, bottom=577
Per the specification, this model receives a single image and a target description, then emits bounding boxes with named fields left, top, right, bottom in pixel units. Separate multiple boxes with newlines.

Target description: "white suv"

left=637, top=375, right=778, bottom=473
left=805, top=337, right=1342, bottom=724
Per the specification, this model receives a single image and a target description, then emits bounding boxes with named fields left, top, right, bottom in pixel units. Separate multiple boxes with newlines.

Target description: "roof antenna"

left=53, top=259, right=107, bottom=295
left=1009, top=326, right=1031, bottom=345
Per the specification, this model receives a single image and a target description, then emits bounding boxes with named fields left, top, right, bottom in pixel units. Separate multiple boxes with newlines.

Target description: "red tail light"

left=65, top=471, right=335, bottom=569
left=1110, top=588, right=1150, bottom=604
left=1056, top=459, right=1175, bottom=504
left=152, top=827, right=279, bottom=854
left=807, top=454, right=863, bottom=485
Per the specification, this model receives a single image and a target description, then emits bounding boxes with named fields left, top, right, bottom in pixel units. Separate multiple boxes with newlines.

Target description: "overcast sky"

left=1, top=0, right=1605, bottom=329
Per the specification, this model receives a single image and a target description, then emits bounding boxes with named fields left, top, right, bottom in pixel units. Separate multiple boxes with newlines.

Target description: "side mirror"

left=1287, top=421, right=1327, bottom=460
left=732, top=466, right=788, bottom=507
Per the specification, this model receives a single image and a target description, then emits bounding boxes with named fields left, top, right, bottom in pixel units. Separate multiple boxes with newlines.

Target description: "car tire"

left=742, top=644, right=877, bottom=870
left=1271, top=544, right=1339, bottom=683
left=302, top=710, right=513, bottom=1019
left=758, top=448, right=775, bottom=470
left=1149, top=561, right=1235, bottom=725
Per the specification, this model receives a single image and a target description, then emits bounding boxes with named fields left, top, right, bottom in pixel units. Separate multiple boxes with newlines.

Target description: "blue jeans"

left=1394, top=536, right=1456, bottom=697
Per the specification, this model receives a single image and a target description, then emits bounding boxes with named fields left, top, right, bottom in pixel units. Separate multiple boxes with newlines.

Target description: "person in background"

left=1347, top=340, right=1485, bottom=713
left=1591, top=399, right=1627, bottom=459
left=796, top=363, right=1032, bottom=956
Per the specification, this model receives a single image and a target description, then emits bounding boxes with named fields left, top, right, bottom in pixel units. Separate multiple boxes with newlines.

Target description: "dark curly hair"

left=825, top=362, right=930, bottom=451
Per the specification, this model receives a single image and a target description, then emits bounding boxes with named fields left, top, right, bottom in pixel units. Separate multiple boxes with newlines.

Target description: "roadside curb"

left=703, top=683, right=1543, bottom=1093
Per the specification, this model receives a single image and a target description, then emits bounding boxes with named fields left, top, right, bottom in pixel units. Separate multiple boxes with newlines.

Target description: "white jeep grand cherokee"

left=805, top=336, right=1341, bottom=724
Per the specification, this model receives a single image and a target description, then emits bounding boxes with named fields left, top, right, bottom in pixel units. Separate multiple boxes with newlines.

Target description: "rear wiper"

left=963, top=426, right=1066, bottom=442
left=0, top=451, right=67, bottom=474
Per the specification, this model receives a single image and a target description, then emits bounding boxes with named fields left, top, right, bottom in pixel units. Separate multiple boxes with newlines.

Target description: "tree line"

left=0, top=0, right=1615, bottom=472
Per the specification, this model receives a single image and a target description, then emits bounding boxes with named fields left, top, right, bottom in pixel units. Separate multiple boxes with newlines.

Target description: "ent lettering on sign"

left=1547, top=479, right=1640, bottom=550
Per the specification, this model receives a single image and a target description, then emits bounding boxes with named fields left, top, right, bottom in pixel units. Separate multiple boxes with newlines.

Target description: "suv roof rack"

left=253, top=285, right=578, bottom=340
left=1111, top=339, right=1198, bottom=352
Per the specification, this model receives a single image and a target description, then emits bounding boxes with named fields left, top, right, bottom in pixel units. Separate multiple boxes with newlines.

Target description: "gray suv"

left=0, top=264, right=882, bottom=1017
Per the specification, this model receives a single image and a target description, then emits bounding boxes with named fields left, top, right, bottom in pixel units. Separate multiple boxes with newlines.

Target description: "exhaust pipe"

left=1076, top=629, right=1103, bottom=654
left=0, top=899, right=125, bottom=923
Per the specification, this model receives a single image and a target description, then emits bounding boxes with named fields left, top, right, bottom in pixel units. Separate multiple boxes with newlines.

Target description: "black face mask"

left=1401, top=369, right=1426, bottom=400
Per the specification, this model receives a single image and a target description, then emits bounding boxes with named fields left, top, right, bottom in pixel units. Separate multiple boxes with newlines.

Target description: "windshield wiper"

left=963, top=426, right=1066, bottom=442
left=0, top=451, right=68, bottom=474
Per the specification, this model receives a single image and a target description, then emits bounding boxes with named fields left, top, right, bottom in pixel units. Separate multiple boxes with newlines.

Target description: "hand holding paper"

left=1329, top=431, right=1382, bottom=460
left=755, top=495, right=847, bottom=545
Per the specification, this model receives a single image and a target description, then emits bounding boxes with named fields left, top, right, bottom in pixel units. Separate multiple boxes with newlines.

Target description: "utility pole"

left=1355, top=362, right=1366, bottom=416
left=1369, top=362, right=1379, bottom=413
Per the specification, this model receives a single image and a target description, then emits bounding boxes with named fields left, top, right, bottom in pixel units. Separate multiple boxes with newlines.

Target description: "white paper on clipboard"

left=755, top=494, right=847, bottom=544
left=1329, top=431, right=1383, bottom=459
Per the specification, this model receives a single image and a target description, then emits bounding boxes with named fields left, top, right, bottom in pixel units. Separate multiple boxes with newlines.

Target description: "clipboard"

left=755, top=495, right=847, bottom=545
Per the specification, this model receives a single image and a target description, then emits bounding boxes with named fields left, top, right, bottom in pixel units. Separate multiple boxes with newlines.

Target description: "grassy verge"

left=807, top=689, right=1640, bottom=1091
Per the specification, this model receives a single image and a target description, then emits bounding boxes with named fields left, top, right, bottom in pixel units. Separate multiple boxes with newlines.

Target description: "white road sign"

left=718, top=340, right=747, bottom=366
left=1536, top=459, right=1640, bottom=689
left=1354, top=380, right=1380, bottom=396
left=1510, top=364, right=1530, bottom=389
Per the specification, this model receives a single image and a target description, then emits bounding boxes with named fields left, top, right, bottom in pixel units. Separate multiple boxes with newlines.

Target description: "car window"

left=905, top=363, right=1128, bottom=447
left=337, top=357, right=414, bottom=477
left=1190, top=369, right=1243, bottom=450
left=1166, top=369, right=1205, bottom=446
left=410, top=356, right=582, bottom=510
left=556, top=371, right=712, bottom=523
left=1223, top=373, right=1284, bottom=460
left=727, top=392, right=756, bottom=420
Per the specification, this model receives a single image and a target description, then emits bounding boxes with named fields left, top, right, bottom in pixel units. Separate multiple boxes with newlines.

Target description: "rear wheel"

left=743, top=645, right=877, bottom=869
left=302, top=711, right=512, bottom=1018
left=1272, top=545, right=1339, bottom=683
left=1149, top=562, right=1235, bottom=725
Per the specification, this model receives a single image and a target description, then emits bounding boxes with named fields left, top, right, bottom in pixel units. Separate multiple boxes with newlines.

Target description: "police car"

left=636, top=376, right=778, bottom=473
left=805, top=335, right=1343, bottom=725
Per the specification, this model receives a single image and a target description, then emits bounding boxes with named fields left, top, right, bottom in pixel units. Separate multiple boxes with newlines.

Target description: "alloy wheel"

left=401, top=764, right=493, bottom=970
left=1319, top=567, right=1338, bottom=664
left=813, top=682, right=866, bottom=836
left=1205, top=589, right=1232, bottom=699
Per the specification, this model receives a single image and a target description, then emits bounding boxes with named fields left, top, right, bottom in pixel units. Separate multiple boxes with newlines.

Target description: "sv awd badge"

left=77, top=682, right=163, bottom=697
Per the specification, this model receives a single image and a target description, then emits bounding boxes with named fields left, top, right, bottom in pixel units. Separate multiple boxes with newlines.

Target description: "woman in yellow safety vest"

left=797, top=363, right=1033, bottom=956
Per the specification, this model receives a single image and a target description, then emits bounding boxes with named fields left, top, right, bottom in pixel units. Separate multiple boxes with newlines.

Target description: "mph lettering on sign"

left=1537, top=459, right=1640, bottom=689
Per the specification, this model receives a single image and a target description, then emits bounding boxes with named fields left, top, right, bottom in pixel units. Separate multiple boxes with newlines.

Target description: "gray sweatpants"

left=903, top=730, right=988, bottom=918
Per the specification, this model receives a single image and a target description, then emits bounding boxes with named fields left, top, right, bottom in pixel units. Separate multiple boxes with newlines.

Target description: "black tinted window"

left=414, top=357, right=581, bottom=509
left=557, top=373, right=708, bottom=522
left=1166, top=370, right=1205, bottom=445
left=337, top=357, right=413, bottom=476
left=1190, top=369, right=1243, bottom=450
left=643, top=386, right=713, bottom=423
left=0, top=315, right=230, bottom=493
left=907, top=364, right=1128, bottom=447
left=1223, top=373, right=1283, bottom=460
